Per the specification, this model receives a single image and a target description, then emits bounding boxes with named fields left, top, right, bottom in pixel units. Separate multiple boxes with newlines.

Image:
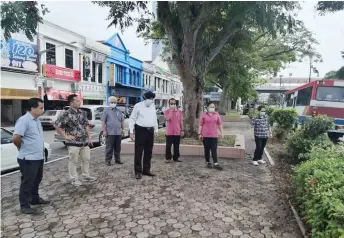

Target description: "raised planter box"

left=121, top=135, right=245, bottom=159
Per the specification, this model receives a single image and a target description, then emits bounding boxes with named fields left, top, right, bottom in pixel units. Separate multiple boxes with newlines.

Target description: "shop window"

left=98, top=63, right=103, bottom=84
left=46, top=43, right=56, bottom=65
left=296, top=86, right=313, bottom=106
left=91, top=61, right=96, bottom=82
left=65, top=49, right=73, bottom=69
left=117, top=66, right=123, bottom=83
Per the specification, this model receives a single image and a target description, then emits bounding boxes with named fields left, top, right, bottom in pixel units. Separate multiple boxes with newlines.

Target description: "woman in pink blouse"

left=198, top=102, right=224, bottom=170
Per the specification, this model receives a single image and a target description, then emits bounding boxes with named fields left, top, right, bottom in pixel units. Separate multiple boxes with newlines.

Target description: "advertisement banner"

left=43, top=64, right=81, bottom=81
left=45, top=88, right=82, bottom=101
left=0, top=38, right=38, bottom=72
left=109, top=64, right=115, bottom=86
left=117, top=97, right=126, bottom=104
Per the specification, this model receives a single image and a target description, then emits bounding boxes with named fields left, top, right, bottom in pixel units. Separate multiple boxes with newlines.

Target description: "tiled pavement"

left=1, top=122, right=302, bottom=238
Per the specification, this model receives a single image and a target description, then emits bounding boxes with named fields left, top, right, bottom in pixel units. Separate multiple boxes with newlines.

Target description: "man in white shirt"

left=129, top=91, right=158, bottom=179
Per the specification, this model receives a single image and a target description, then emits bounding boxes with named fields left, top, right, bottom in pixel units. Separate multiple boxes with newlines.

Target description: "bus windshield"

left=316, top=86, right=344, bottom=102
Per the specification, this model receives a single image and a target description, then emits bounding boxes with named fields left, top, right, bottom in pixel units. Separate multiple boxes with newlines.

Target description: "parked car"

left=54, top=105, right=130, bottom=146
left=1, top=127, right=51, bottom=174
left=156, top=108, right=166, bottom=127
left=116, top=104, right=133, bottom=118
left=39, top=110, right=62, bottom=128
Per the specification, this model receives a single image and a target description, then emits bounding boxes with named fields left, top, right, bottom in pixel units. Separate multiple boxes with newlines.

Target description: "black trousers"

left=253, top=136, right=268, bottom=161
left=165, top=135, right=181, bottom=161
left=134, top=124, right=154, bottom=174
left=17, top=159, right=44, bottom=208
left=105, top=135, right=122, bottom=162
left=203, top=138, right=218, bottom=163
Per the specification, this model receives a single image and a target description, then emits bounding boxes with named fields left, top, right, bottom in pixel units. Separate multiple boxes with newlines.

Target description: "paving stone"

left=168, top=231, right=181, bottom=237
left=136, top=232, right=149, bottom=238
left=53, top=232, right=68, bottom=238
left=230, top=229, right=243, bottom=236
left=68, top=228, right=82, bottom=235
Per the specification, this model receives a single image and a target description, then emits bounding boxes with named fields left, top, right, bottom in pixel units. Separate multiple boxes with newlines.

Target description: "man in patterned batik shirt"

left=251, top=105, right=272, bottom=166
left=55, top=94, right=97, bottom=186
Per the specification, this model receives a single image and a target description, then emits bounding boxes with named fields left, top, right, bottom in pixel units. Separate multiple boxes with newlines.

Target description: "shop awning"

left=0, top=88, right=38, bottom=100
left=45, top=89, right=82, bottom=101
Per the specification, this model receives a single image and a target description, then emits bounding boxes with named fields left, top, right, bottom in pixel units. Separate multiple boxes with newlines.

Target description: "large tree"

left=95, top=1, right=303, bottom=136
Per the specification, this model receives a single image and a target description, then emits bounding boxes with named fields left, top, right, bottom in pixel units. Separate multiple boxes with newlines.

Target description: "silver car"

left=39, top=110, right=62, bottom=128
left=156, top=108, right=166, bottom=127
left=54, top=105, right=130, bottom=146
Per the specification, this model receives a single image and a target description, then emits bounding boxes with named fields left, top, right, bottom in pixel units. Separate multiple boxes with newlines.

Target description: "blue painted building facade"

left=103, top=33, right=144, bottom=105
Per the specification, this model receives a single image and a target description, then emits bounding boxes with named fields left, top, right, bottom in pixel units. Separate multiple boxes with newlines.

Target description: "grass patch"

left=155, top=132, right=236, bottom=147
left=224, top=112, right=241, bottom=118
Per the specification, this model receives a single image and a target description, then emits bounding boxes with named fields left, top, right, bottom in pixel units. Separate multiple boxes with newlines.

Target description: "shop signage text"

left=92, top=51, right=106, bottom=63
left=46, top=88, right=82, bottom=101
left=109, top=64, right=115, bottom=86
left=43, top=64, right=81, bottom=81
left=0, top=38, right=38, bottom=72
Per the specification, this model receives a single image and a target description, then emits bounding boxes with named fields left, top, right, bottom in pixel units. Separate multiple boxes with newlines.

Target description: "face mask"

left=144, top=99, right=153, bottom=107
left=110, top=103, right=117, bottom=108
left=260, top=111, right=266, bottom=117
left=170, top=105, right=176, bottom=109
left=208, top=108, right=215, bottom=112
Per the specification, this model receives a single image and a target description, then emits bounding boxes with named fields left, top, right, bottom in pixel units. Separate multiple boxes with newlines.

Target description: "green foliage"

left=294, top=144, right=344, bottom=238
left=286, top=115, right=335, bottom=163
left=1, top=2, right=49, bottom=41
left=271, top=108, right=298, bottom=130
left=248, top=108, right=258, bottom=119
left=324, top=66, right=344, bottom=79
left=302, top=115, right=335, bottom=139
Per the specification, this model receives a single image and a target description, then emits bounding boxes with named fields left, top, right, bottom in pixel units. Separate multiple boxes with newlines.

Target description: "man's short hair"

left=67, top=94, right=78, bottom=104
left=143, top=91, right=155, bottom=100
left=27, top=98, right=44, bottom=111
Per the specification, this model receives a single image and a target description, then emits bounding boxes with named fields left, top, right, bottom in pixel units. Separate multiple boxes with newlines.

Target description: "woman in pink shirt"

left=198, top=102, right=224, bottom=170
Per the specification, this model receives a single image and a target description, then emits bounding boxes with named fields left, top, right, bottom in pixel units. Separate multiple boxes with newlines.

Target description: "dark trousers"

left=134, top=124, right=154, bottom=174
left=203, top=138, right=218, bottom=163
left=18, top=159, right=44, bottom=208
left=253, top=136, right=268, bottom=161
left=165, top=135, right=181, bottom=161
left=106, top=135, right=122, bottom=162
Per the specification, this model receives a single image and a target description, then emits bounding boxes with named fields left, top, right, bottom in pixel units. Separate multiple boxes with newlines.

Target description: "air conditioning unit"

left=44, top=80, right=54, bottom=88
left=71, top=83, right=79, bottom=91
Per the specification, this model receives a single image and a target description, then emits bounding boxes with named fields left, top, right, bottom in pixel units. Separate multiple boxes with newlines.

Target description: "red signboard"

left=42, top=64, right=81, bottom=81
left=46, top=88, right=82, bottom=101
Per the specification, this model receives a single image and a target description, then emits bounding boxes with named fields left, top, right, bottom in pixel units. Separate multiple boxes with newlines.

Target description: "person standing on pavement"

left=102, top=96, right=125, bottom=166
left=251, top=105, right=272, bottom=166
left=54, top=94, right=97, bottom=186
left=198, top=102, right=224, bottom=170
left=12, top=98, right=50, bottom=214
left=129, top=91, right=158, bottom=179
left=164, top=98, right=184, bottom=163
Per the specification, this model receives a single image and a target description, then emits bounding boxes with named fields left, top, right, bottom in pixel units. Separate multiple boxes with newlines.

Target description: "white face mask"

left=170, top=105, right=176, bottom=109
left=109, top=103, right=117, bottom=108
left=208, top=108, right=215, bottom=112
left=144, top=99, right=153, bottom=107
left=260, top=111, right=266, bottom=117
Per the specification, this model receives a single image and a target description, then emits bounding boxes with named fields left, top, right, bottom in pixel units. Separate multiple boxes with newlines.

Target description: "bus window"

left=316, top=86, right=344, bottom=102
left=296, top=87, right=313, bottom=106
left=286, top=94, right=294, bottom=107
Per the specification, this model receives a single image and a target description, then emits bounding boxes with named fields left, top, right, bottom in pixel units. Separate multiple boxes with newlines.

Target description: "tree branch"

left=253, top=31, right=269, bottom=44
left=262, top=47, right=296, bottom=60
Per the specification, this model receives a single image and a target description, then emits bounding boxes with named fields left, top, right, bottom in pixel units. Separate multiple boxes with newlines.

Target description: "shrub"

left=286, top=131, right=333, bottom=163
left=248, top=108, right=258, bottom=119
left=294, top=144, right=344, bottom=238
left=302, top=115, right=335, bottom=139
left=265, top=106, right=276, bottom=126
left=272, top=108, right=298, bottom=130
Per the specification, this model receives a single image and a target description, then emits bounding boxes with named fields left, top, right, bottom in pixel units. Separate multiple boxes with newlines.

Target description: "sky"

left=41, top=1, right=344, bottom=78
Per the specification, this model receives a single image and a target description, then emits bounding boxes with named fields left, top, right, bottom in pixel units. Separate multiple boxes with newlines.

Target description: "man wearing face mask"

left=251, top=105, right=272, bottom=166
left=129, top=91, right=158, bottom=179
left=164, top=98, right=184, bottom=163
left=102, top=96, right=125, bottom=166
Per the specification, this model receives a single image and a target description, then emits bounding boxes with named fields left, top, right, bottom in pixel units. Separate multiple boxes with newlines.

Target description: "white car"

left=1, top=128, right=51, bottom=174
left=39, top=110, right=62, bottom=128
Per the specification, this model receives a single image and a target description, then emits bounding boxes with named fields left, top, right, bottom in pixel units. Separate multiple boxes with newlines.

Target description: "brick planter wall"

left=121, top=135, right=245, bottom=159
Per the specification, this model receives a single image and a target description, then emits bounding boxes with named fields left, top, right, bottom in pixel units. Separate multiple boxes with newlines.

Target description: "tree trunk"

left=218, top=84, right=229, bottom=115
left=179, top=66, right=204, bottom=138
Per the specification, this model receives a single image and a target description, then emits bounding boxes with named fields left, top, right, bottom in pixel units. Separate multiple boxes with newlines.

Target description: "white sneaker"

left=258, top=160, right=266, bottom=164
left=252, top=161, right=259, bottom=166
left=71, top=179, right=82, bottom=186
left=83, top=175, right=97, bottom=182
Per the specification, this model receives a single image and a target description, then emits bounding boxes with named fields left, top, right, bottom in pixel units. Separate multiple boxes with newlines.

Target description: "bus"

left=284, top=79, right=344, bottom=142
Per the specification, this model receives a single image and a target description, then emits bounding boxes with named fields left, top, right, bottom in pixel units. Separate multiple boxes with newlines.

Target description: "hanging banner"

left=43, top=64, right=81, bottom=81
left=46, top=88, right=82, bottom=101
left=0, top=38, right=38, bottom=72
left=109, top=64, right=115, bottom=86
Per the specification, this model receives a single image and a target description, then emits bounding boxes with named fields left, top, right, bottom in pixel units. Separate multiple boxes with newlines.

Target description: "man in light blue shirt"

left=12, top=98, right=50, bottom=214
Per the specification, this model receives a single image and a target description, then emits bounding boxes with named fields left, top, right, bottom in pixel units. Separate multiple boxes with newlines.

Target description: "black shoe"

left=135, top=174, right=142, bottom=180
left=31, top=198, right=50, bottom=205
left=214, top=164, right=223, bottom=170
left=173, top=159, right=182, bottom=162
left=21, top=207, right=40, bottom=214
left=106, top=161, right=112, bottom=166
left=142, top=172, right=156, bottom=177
left=115, top=160, right=123, bottom=164
left=206, top=163, right=212, bottom=169
left=165, top=159, right=172, bottom=163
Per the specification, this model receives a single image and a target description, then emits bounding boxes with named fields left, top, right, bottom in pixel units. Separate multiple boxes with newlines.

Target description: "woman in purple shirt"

left=198, top=102, right=224, bottom=170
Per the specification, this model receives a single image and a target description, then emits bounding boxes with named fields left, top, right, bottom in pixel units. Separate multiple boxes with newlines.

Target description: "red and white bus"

left=284, top=79, right=344, bottom=141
